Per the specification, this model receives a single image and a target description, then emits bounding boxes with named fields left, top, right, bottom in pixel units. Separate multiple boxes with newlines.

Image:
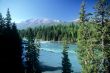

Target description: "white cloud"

left=73, top=18, right=80, bottom=22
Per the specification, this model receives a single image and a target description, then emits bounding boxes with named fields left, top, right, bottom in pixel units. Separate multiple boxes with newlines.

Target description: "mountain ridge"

left=16, top=18, right=78, bottom=29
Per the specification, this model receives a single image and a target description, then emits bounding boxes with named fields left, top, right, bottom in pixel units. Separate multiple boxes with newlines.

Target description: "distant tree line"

left=19, top=23, right=78, bottom=43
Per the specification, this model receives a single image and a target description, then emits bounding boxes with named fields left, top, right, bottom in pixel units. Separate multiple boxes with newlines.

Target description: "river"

left=39, top=41, right=81, bottom=73
left=22, top=40, right=81, bottom=73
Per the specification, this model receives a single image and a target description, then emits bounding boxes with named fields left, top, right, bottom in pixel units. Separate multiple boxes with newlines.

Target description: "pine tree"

left=26, top=28, right=41, bottom=73
left=62, top=35, right=72, bottom=73
left=94, top=0, right=110, bottom=72
left=12, top=22, right=25, bottom=73
left=77, top=0, right=99, bottom=73
left=5, top=8, right=12, bottom=32
left=0, top=9, right=24, bottom=73
left=79, top=0, right=86, bottom=24
left=0, top=13, right=5, bottom=35
left=77, top=1, right=89, bottom=72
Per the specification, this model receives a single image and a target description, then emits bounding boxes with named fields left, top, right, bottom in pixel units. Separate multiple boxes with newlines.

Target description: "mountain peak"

left=16, top=18, right=64, bottom=29
left=20, top=18, right=62, bottom=24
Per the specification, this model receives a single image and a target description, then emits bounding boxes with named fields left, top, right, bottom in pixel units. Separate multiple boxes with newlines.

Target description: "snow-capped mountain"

left=16, top=18, right=64, bottom=29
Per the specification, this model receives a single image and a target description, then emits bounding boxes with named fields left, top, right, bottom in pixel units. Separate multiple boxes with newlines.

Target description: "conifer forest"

left=0, top=0, right=110, bottom=73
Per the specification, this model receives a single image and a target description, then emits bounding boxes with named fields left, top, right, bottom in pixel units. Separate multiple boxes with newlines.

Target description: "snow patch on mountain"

left=16, top=18, right=63, bottom=29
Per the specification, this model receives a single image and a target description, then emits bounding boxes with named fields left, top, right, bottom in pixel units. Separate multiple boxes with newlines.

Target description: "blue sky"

left=0, top=0, right=95, bottom=23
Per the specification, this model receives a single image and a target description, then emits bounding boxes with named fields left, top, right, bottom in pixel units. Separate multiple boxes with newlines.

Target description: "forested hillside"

left=19, top=23, right=78, bottom=43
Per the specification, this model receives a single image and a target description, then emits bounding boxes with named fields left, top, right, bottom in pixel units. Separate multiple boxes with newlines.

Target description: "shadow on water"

left=40, top=62, right=62, bottom=72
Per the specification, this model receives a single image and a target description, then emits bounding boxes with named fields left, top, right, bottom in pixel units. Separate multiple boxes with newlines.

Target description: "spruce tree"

left=0, top=9, right=24, bottom=73
left=94, top=0, right=110, bottom=72
left=0, top=13, right=5, bottom=35
left=77, top=0, right=99, bottom=73
left=26, top=28, right=41, bottom=73
left=5, top=8, right=12, bottom=33
left=79, top=0, right=86, bottom=24
left=77, top=1, right=89, bottom=72
left=62, top=35, right=72, bottom=73
left=12, top=22, right=24, bottom=73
